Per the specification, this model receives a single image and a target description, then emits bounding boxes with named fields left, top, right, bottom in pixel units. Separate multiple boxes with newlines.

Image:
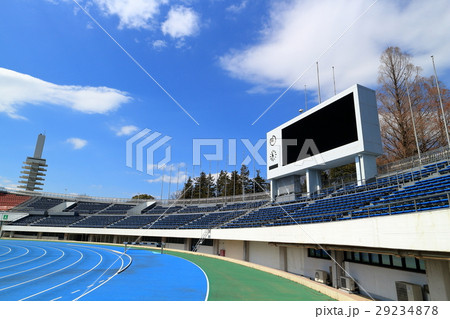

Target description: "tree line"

left=177, top=164, right=268, bottom=199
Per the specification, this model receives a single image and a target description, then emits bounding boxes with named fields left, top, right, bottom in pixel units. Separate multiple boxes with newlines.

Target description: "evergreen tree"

left=206, top=173, right=216, bottom=198
left=132, top=194, right=154, bottom=200
left=240, top=164, right=252, bottom=194
left=229, top=170, right=241, bottom=196
left=252, top=169, right=267, bottom=193
left=216, top=170, right=230, bottom=197
left=180, top=177, right=194, bottom=199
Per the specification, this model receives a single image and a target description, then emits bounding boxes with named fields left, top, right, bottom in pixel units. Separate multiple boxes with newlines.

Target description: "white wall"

left=220, top=240, right=244, bottom=260
left=286, top=247, right=333, bottom=280
left=165, top=243, right=184, bottom=250
left=197, top=245, right=214, bottom=255
left=345, top=262, right=428, bottom=301
left=248, top=242, right=280, bottom=270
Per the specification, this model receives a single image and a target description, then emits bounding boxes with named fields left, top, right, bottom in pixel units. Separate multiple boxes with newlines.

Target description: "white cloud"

left=226, top=1, right=248, bottom=14
left=146, top=162, right=188, bottom=183
left=66, top=138, right=88, bottom=150
left=219, top=0, right=450, bottom=101
left=0, top=67, right=131, bottom=119
left=152, top=39, right=167, bottom=50
left=116, top=125, right=139, bottom=136
left=92, top=0, right=168, bottom=30
left=0, top=176, right=17, bottom=188
left=161, top=6, right=200, bottom=39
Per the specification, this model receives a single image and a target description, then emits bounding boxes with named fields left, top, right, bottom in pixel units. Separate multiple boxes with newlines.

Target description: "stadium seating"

left=71, top=215, right=126, bottom=228
left=5, top=159, right=450, bottom=230
left=65, top=201, right=111, bottom=214
left=32, top=216, right=84, bottom=227
left=146, top=213, right=203, bottom=229
left=181, top=210, right=246, bottom=229
left=107, top=215, right=160, bottom=229
left=97, top=203, right=135, bottom=214
left=22, top=197, right=64, bottom=211
left=0, top=193, right=31, bottom=211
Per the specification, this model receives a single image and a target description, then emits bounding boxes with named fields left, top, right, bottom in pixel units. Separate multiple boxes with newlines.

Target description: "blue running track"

left=0, top=239, right=208, bottom=301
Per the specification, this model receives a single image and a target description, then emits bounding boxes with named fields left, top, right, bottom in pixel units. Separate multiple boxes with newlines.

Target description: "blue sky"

left=1, top=0, right=449, bottom=199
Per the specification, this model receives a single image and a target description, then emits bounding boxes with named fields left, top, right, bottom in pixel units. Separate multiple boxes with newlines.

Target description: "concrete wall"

left=248, top=242, right=280, bottom=270
left=219, top=240, right=244, bottom=260
left=286, top=247, right=334, bottom=280
left=346, top=262, right=428, bottom=301
left=165, top=243, right=184, bottom=250
left=425, top=259, right=450, bottom=301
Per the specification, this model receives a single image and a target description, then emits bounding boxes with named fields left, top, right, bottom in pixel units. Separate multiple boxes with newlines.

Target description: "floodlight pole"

left=332, top=66, right=337, bottom=95
left=406, top=84, right=422, bottom=167
left=316, top=62, right=322, bottom=103
left=431, top=55, right=450, bottom=149
left=304, top=85, right=308, bottom=110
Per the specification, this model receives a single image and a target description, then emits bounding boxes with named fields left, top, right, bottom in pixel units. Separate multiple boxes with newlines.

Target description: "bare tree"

left=377, top=47, right=450, bottom=163
left=419, top=76, right=450, bottom=149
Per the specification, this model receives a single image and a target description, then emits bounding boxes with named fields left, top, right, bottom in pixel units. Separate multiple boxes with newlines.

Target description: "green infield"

left=165, top=250, right=335, bottom=301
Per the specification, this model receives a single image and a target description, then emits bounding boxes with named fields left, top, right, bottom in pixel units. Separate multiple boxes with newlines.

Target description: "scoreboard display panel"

left=267, top=84, right=382, bottom=180
left=282, top=92, right=358, bottom=166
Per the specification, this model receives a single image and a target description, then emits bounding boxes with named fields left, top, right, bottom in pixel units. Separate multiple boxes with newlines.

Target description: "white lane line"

left=169, top=256, right=210, bottom=301
left=0, top=247, right=64, bottom=280
left=71, top=290, right=80, bottom=294
left=0, top=245, right=30, bottom=263
left=74, top=248, right=127, bottom=301
left=20, top=247, right=104, bottom=301
left=0, top=248, right=82, bottom=293
left=0, top=246, right=47, bottom=271
left=0, top=246, right=12, bottom=257
left=51, top=296, right=62, bottom=301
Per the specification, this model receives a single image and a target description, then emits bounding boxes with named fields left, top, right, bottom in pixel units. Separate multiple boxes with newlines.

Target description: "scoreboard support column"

left=306, top=169, right=322, bottom=195
left=355, top=154, right=378, bottom=186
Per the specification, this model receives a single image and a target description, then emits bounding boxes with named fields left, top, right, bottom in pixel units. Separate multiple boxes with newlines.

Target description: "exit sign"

left=2, top=214, right=7, bottom=221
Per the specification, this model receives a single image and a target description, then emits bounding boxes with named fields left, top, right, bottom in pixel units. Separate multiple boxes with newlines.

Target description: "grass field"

left=160, top=250, right=335, bottom=301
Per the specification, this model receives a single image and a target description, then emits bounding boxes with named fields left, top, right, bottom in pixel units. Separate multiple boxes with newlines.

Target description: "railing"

left=160, top=192, right=271, bottom=206
left=377, top=146, right=450, bottom=177
left=2, top=187, right=148, bottom=204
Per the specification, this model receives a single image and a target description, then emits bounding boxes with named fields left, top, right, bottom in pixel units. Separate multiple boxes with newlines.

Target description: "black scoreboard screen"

left=282, top=92, right=358, bottom=166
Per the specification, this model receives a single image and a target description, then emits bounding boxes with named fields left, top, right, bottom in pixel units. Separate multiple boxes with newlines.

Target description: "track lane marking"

left=0, top=245, right=12, bottom=257
left=0, top=246, right=47, bottom=271
left=74, top=248, right=128, bottom=301
left=0, top=245, right=29, bottom=263
left=0, top=248, right=83, bottom=293
left=0, top=247, right=64, bottom=280
left=19, top=247, right=105, bottom=301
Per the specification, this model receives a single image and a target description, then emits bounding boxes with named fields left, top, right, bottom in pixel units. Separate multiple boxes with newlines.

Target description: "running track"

left=0, top=239, right=208, bottom=301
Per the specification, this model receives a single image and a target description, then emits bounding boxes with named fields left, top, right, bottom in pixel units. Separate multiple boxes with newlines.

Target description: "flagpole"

left=316, top=61, right=321, bottom=103
left=332, top=66, right=337, bottom=95
left=431, top=55, right=450, bottom=149
left=304, top=84, right=308, bottom=110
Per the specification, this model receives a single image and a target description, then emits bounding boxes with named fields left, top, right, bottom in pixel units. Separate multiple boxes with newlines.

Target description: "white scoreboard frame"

left=266, top=84, right=382, bottom=183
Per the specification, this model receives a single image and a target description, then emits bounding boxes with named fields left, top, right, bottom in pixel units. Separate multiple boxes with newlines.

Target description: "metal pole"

left=160, top=165, right=165, bottom=202
left=304, top=85, right=308, bottom=110
left=168, top=165, right=172, bottom=201
left=316, top=61, right=321, bottom=103
left=406, top=84, right=422, bottom=168
left=431, top=55, right=450, bottom=149
left=332, top=66, right=336, bottom=95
